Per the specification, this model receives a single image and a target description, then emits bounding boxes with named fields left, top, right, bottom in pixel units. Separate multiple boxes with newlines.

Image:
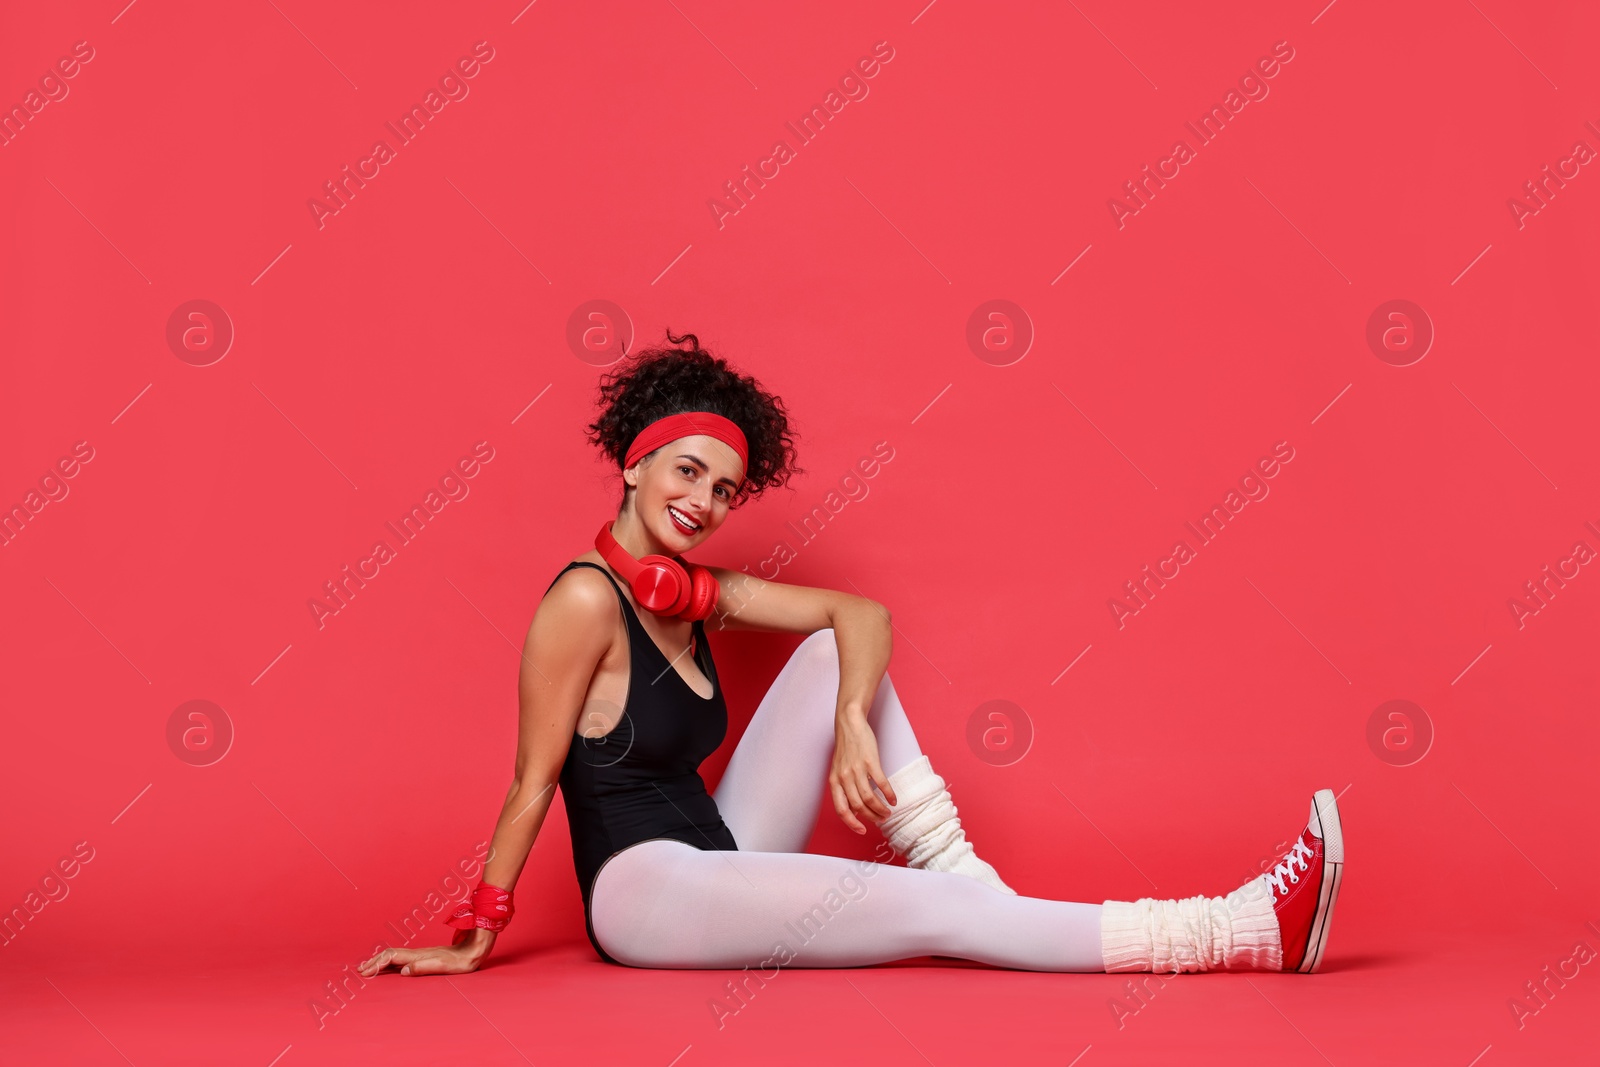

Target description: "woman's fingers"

left=855, top=765, right=891, bottom=821
left=846, top=770, right=887, bottom=827
left=359, top=946, right=415, bottom=976
left=359, top=945, right=475, bottom=977
left=871, top=756, right=898, bottom=808
left=829, top=775, right=854, bottom=830
left=833, top=775, right=867, bottom=833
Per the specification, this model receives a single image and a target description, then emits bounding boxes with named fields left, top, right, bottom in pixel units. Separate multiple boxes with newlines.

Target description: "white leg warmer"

left=877, top=755, right=1015, bottom=894
left=1099, top=875, right=1282, bottom=973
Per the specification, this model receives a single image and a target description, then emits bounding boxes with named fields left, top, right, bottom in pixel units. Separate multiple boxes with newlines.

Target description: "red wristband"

left=444, top=881, right=515, bottom=931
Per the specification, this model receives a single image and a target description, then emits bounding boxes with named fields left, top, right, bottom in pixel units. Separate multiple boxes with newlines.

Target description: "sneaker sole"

left=1299, top=787, right=1344, bottom=973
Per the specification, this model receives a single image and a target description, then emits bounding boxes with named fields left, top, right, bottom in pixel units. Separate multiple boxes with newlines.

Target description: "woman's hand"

left=829, top=709, right=897, bottom=833
left=358, top=928, right=495, bottom=978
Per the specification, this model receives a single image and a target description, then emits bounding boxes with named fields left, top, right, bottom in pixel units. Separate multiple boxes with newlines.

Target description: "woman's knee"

left=792, top=628, right=907, bottom=733
left=794, top=628, right=839, bottom=674
left=800, top=629, right=903, bottom=694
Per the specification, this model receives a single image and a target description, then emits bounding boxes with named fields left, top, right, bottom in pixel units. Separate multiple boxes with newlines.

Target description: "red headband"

left=624, top=411, right=748, bottom=475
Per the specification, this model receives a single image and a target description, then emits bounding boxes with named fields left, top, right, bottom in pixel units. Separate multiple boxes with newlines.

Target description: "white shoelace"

left=1263, top=837, right=1315, bottom=897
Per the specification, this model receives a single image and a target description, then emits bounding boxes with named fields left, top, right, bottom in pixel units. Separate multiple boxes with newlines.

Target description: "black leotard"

left=545, top=560, right=740, bottom=963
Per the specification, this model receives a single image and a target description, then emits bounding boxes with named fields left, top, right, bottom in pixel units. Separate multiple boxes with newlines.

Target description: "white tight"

left=588, top=629, right=1106, bottom=971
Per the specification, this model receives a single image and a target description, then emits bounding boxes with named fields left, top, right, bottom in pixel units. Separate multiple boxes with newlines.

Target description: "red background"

left=3, top=1, right=1596, bottom=1064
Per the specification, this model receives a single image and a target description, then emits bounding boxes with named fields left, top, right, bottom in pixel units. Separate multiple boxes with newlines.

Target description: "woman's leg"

left=712, top=628, right=924, bottom=853
left=589, top=838, right=1106, bottom=971
left=590, top=795, right=1338, bottom=975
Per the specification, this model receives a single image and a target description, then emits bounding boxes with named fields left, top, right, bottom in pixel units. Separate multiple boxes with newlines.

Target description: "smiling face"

left=621, top=433, right=746, bottom=554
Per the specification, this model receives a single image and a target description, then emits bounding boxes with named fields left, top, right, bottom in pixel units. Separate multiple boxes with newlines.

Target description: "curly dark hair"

left=585, top=329, right=802, bottom=509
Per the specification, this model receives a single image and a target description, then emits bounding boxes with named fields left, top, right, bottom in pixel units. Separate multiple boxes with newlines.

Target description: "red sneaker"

left=1264, top=788, right=1345, bottom=973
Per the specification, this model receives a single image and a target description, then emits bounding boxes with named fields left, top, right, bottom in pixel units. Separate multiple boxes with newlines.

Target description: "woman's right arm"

left=358, top=569, right=616, bottom=977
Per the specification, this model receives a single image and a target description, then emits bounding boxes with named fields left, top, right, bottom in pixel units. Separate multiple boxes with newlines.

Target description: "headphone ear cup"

left=634, top=555, right=691, bottom=616
left=682, top=564, right=720, bottom=621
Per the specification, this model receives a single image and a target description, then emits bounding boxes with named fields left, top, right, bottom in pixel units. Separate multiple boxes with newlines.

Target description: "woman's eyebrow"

left=675, top=453, right=740, bottom=488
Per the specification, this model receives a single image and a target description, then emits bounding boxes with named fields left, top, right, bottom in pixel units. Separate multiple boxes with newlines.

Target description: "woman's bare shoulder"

left=534, top=553, right=619, bottom=627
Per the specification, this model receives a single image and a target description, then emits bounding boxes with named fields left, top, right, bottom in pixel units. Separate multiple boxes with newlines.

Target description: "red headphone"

left=595, top=520, right=720, bottom=621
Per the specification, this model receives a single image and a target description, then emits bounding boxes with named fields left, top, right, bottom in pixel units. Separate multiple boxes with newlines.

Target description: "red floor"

left=5, top=900, right=1595, bottom=1064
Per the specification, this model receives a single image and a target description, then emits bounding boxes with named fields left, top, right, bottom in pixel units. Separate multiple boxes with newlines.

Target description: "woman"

left=358, top=330, right=1344, bottom=979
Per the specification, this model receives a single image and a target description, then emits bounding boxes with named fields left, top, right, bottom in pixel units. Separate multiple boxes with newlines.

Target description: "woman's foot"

left=1100, top=788, right=1345, bottom=973
left=1262, top=787, right=1344, bottom=973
